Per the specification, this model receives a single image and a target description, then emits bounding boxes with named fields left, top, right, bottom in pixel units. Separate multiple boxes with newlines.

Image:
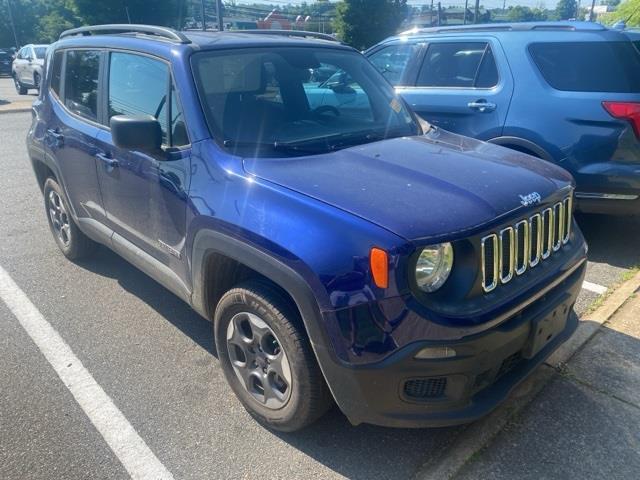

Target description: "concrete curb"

left=0, top=104, right=32, bottom=114
left=414, top=271, right=640, bottom=480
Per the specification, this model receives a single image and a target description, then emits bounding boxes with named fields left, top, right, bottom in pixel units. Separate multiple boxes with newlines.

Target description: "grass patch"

left=584, top=265, right=640, bottom=316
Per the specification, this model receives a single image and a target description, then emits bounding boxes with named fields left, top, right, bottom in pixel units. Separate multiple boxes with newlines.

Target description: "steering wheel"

left=312, top=105, right=340, bottom=117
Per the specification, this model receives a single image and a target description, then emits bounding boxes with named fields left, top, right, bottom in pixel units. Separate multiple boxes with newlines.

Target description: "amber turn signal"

left=370, top=247, right=389, bottom=289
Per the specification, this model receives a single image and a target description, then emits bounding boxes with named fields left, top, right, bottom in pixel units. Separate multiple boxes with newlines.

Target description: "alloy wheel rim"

left=48, top=190, right=71, bottom=246
left=226, top=312, right=292, bottom=409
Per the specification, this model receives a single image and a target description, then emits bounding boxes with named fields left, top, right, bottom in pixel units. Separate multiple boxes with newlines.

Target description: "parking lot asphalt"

left=0, top=73, right=37, bottom=111
left=0, top=104, right=638, bottom=479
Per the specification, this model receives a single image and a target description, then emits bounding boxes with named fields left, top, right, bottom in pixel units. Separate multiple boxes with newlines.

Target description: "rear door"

left=511, top=39, right=640, bottom=194
left=94, top=51, right=191, bottom=272
left=397, top=37, right=513, bottom=140
left=45, top=49, right=105, bottom=222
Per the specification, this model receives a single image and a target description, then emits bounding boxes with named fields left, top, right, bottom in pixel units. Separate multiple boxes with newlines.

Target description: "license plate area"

left=522, top=304, right=569, bottom=359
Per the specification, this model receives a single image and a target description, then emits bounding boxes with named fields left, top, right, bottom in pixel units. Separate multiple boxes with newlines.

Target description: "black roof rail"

left=59, top=24, right=191, bottom=44
left=232, top=29, right=339, bottom=42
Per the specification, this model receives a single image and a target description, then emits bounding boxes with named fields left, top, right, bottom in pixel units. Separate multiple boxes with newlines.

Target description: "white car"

left=12, top=44, right=48, bottom=94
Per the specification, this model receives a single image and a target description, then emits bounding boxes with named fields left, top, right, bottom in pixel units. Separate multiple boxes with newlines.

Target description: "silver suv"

left=12, top=44, right=48, bottom=94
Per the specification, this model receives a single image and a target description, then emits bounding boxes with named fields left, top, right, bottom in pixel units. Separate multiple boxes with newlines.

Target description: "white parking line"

left=582, top=280, right=608, bottom=295
left=0, top=265, right=174, bottom=480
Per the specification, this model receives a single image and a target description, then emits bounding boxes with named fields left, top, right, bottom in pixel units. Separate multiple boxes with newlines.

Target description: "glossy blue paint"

left=27, top=30, right=587, bottom=423
left=366, top=22, right=640, bottom=214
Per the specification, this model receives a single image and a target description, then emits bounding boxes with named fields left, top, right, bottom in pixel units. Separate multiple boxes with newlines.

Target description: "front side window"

left=64, top=50, right=100, bottom=121
left=417, top=42, right=498, bottom=88
left=529, top=41, right=640, bottom=93
left=192, top=47, right=420, bottom=157
left=368, top=43, right=419, bottom=86
left=108, top=52, right=169, bottom=143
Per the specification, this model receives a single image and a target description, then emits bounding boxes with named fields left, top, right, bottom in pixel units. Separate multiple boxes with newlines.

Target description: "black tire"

left=214, top=280, right=332, bottom=432
left=13, top=74, right=27, bottom=95
left=33, top=72, right=40, bottom=93
left=43, top=177, right=97, bottom=260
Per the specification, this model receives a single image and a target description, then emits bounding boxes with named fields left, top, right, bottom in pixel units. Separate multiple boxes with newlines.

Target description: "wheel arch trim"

left=190, top=229, right=347, bottom=410
left=487, top=136, right=554, bottom=162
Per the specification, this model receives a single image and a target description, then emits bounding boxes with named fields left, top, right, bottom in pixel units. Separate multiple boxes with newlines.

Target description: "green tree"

left=507, top=5, right=548, bottom=22
left=555, top=0, right=578, bottom=19
left=333, top=0, right=408, bottom=50
left=37, top=0, right=79, bottom=43
left=603, top=0, right=640, bottom=26
left=69, top=0, right=184, bottom=28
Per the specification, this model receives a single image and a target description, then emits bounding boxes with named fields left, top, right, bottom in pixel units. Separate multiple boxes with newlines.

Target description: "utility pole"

left=6, top=0, right=19, bottom=48
left=589, top=0, right=596, bottom=21
left=474, top=0, right=480, bottom=24
left=437, top=2, right=442, bottom=26
left=216, top=0, right=223, bottom=31
left=201, top=0, right=206, bottom=31
left=430, top=0, right=434, bottom=26
left=463, top=0, right=468, bottom=25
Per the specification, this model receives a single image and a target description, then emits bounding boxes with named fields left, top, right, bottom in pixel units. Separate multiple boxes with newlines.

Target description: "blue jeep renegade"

left=366, top=22, right=640, bottom=215
left=27, top=25, right=587, bottom=431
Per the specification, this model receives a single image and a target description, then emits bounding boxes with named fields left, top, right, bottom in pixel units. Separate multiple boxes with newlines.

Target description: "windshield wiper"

left=223, top=139, right=328, bottom=155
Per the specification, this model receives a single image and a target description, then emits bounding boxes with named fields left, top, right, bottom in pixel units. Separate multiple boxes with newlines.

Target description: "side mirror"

left=110, top=115, right=161, bottom=152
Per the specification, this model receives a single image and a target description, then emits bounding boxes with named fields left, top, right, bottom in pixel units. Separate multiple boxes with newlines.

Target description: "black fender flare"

left=190, top=229, right=348, bottom=406
left=487, top=136, right=554, bottom=162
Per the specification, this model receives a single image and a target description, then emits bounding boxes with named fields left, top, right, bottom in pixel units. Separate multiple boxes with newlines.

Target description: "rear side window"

left=64, top=50, right=100, bottom=121
left=50, top=50, right=63, bottom=97
left=34, top=47, right=47, bottom=59
left=417, top=42, right=498, bottom=88
left=529, top=42, right=640, bottom=93
left=368, top=43, right=419, bottom=86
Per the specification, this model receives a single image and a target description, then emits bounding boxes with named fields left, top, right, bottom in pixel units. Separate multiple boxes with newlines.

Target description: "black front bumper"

left=321, top=259, right=586, bottom=428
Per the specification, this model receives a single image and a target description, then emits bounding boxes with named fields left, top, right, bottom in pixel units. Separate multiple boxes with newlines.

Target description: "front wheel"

left=214, top=280, right=332, bottom=432
left=13, top=74, right=27, bottom=95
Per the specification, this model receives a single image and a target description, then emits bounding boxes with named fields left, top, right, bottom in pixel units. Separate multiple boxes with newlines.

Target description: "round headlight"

left=415, top=243, right=454, bottom=292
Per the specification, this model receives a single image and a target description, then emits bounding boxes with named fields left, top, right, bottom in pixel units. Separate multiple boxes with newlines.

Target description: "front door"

left=94, top=51, right=191, bottom=274
left=397, top=38, right=513, bottom=141
left=13, top=47, right=28, bottom=82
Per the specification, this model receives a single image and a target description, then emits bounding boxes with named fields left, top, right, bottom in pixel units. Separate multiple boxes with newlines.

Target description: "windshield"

left=34, top=47, right=47, bottom=59
left=192, top=47, right=421, bottom=157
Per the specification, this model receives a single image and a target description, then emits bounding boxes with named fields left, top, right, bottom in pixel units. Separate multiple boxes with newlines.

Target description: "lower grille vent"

left=404, top=377, right=447, bottom=399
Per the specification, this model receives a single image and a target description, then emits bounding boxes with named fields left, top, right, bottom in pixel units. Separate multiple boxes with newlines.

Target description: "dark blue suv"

left=367, top=22, right=640, bottom=215
left=27, top=25, right=587, bottom=431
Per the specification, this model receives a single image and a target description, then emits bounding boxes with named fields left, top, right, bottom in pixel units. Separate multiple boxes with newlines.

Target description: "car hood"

left=243, top=129, right=574, bottom=242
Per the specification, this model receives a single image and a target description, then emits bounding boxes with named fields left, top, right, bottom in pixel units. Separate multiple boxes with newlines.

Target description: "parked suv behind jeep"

left=12, top=43, right=48, bottom=94
left=366, top=22, right=640, bottom=215
left=27, top=25, right=587, bottom=431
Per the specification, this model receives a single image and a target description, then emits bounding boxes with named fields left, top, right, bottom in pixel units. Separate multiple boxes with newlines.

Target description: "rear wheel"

left=13, top=74, right=27, bottom=95
left=43, top=178, right=97, bottom=260
left=214, top=280, right=332, bottom=432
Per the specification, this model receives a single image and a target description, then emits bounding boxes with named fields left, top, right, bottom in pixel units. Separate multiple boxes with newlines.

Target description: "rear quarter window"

left=529, top=41, right=640, bottom=93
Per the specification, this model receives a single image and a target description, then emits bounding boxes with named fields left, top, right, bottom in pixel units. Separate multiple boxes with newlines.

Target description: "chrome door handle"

left=96, top=152, right=119, bottom=168
left=468, top=100, right=497, bottom=112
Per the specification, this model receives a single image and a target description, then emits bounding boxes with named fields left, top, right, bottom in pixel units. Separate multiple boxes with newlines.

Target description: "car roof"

left=373, top=21, right=629, bottom=47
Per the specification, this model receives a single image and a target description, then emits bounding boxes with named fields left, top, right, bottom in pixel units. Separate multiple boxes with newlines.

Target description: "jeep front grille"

left=481, top=195, right=572, bottom=293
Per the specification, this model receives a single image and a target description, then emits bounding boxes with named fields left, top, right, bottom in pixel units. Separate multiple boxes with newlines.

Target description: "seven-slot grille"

left=481, top=196, right=573, bottom=293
